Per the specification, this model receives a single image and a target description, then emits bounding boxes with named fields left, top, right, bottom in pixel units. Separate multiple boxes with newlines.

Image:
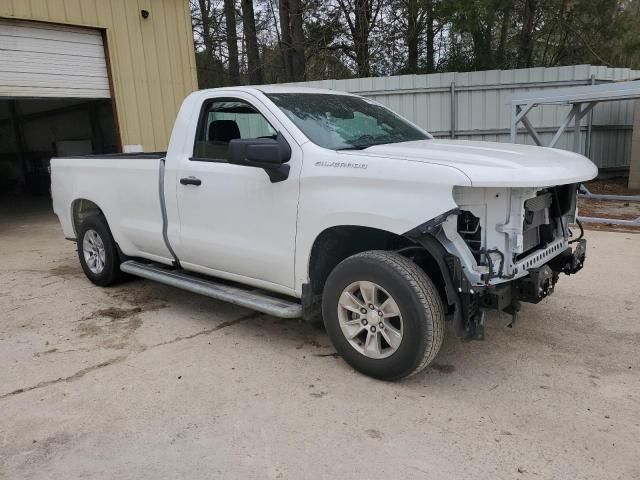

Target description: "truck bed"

left=51, top=153, right=171, bottom=262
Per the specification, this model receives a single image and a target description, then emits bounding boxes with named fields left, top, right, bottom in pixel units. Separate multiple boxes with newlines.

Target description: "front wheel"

left=322, top=250, right=445, bottom=380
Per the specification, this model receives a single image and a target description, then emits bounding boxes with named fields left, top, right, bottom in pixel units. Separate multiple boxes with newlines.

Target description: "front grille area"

left=452, top=185, right=579, bottom=283
left=457, top=210, right=482, bottom=262
left=519, top=184, right=577, bottom=258
left=522, top=192, right=553, bottom=254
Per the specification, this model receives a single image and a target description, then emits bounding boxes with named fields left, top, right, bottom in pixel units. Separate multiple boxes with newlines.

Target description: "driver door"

left=172, top=94, right=301, bottom=292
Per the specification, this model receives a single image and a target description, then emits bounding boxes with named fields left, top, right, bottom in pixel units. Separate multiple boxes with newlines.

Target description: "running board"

left=120, top=260, right=302, bottom=318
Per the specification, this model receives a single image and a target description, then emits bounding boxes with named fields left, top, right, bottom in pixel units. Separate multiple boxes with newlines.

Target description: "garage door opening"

left=0, top=18, right=117, bottom=203
left=0, top=98, right=117, bottom=196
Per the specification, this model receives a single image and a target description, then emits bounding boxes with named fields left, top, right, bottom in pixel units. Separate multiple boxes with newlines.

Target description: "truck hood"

left=359, top=139, right=598, bottom=187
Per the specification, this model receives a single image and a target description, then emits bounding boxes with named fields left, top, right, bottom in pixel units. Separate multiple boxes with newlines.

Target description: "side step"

left=120, top=260, right=302, bottom=318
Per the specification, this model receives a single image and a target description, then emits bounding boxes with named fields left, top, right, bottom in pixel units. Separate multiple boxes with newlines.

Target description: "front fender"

left=294, top=146, right=471, bottom=293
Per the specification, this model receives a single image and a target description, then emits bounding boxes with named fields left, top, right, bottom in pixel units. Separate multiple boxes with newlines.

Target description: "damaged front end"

left=406, top=184, right=587, bottom=340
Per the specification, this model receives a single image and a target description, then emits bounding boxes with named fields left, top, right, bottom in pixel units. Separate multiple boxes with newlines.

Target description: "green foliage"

left=190, top=0, right=640, bottom=87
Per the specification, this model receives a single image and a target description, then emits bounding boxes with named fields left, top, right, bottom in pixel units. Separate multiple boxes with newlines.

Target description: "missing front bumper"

left=485, top=238, right=586, bottom=307
left=457, top=239, right=587, bottom=339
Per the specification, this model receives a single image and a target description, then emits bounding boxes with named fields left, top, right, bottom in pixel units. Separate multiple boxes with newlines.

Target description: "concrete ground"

left=1, top=199, right=639, bottom=480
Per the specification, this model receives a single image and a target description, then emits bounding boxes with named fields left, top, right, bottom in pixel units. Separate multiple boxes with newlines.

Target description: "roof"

left=508, top=79, right=640, bottom=105
left=257, top=84, right=355, bottom=95
left=198, top=85, right=355, bottom=96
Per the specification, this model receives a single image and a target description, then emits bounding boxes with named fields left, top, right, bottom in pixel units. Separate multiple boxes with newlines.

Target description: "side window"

left=193, top=98, right=277, bottom=162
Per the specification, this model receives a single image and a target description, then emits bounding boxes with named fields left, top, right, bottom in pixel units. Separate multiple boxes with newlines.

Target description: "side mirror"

left=228, top=132, right=292, bottom=183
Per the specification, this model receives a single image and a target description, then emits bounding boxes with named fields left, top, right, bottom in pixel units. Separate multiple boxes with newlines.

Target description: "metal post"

left=8, top=100, right=28, bottom=189
left=573, top=102, right=582, bottom=154
left=629, top=99, right=640, bottom=190
left=549, top=104, right=579, bottom=148
left=572, top=102, right=598, bottom=155
left=512, top=103, right=541, bottom=145
left=450, top=81, right=456, bottom=139
left=586, top=74, right=595, bottom=158
left=510, top=104, right=518, bottom=143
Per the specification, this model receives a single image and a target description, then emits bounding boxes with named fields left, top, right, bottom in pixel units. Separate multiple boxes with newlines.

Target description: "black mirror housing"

left=228, top=133, right=292, bottom=182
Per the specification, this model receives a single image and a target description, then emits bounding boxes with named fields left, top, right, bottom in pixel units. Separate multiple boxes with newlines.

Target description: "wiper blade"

left=336, top=145, right=371, bottom=151
left=336, top=141, right=393, bottom=151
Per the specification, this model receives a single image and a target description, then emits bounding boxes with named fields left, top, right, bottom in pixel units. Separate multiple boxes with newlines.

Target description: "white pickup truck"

left=52, top=86, right=597, bottom=380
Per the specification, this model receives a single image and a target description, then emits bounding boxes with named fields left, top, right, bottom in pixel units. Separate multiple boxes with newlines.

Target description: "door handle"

left=180, top=176, right=202, bottom=186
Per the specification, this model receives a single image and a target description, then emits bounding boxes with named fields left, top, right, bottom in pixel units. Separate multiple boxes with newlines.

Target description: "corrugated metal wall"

left=0, top=0, right=198, bottom=152
left=286, top=65, right=640, bottom=170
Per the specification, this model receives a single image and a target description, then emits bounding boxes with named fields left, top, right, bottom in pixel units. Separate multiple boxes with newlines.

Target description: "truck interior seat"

left=209, top=120, right=241, bottom=143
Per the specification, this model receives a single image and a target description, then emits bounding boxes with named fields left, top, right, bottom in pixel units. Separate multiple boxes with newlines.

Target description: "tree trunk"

left=241, top=0, right=263, bottom=84
left=279, top=0, right=293, bottom=81
left=223, top=0, right=240, bottom=85
left=289, top=0, right=306, bottom=81
left=425, top=0, right=435, bottom=73
left=496, top=2, right=512, bottom=68
left=196, top=0, right=224, bottom=87
left=354, top=0, right=371, bottom=77
left=517, top=0, right=537, bottom=67
left=337, top=0, right=380, bottom=77
left=197, top=0, right=216, bottom=60
left=406, top=0, right=419, bottom=73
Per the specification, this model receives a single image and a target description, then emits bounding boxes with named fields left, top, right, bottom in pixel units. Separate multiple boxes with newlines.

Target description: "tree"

left=190, top=0, right=640, bottom=87
left=241, top=0, right=264, bottom=84
left=289, top=0, right=306, bottom=81
left=495, top=1, right=512, bottom=67
left=224, top=0, right=240, bottom=84
left=277, top=0, right=307, bottom=81
left=517, top=0, right=538, bottom=67
left=443, top=0, right=516, bottom=71
left=303, top=0, right=352, bottom=79
left=404, top=0, right=428, bottom=73
left=392, top=0, right=441, bottom=73
left=278, top=0, right=294, bottom=80
left=191, top=0, right=225, bottom=87
left=425, top=0, right=437, bottom=72
left=337, top=0, right=383, bottom=77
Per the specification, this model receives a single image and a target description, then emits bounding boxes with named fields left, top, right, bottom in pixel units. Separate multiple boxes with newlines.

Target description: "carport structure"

left=509, top=80, right=640, bottom=226
left=509, top=80, right=640, bottom=151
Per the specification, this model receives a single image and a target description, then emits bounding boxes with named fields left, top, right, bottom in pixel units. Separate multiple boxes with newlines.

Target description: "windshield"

left=266, top=93, right=429, bottom=150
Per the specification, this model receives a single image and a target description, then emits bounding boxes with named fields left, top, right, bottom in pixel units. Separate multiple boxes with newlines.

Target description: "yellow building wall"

left=0, top=0, right=198, bottom=152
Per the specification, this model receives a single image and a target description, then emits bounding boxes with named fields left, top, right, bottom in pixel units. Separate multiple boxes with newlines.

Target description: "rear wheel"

left=77, top=214, right=125, bottom=286
left=322, top=250, right=445, bottom=380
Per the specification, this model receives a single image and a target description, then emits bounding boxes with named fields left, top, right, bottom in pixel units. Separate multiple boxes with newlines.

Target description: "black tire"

left=77, top=214, right=125, bottom=287
left=322, top=250, right=445, bottom=380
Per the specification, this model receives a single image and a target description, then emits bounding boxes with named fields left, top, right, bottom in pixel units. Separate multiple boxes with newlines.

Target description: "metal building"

left=0, top=0, right=197, bottom=196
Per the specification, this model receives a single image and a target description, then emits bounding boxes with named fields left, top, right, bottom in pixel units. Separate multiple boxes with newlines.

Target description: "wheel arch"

left=71, top=198, right=104, bottom=238
left=71, top=198, right=130, bottom=263
left=305, top=225, right=458, bottom=313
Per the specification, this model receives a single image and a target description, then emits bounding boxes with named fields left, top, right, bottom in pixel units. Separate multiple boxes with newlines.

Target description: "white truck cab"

left=51, top=86, right=597, bottom=380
